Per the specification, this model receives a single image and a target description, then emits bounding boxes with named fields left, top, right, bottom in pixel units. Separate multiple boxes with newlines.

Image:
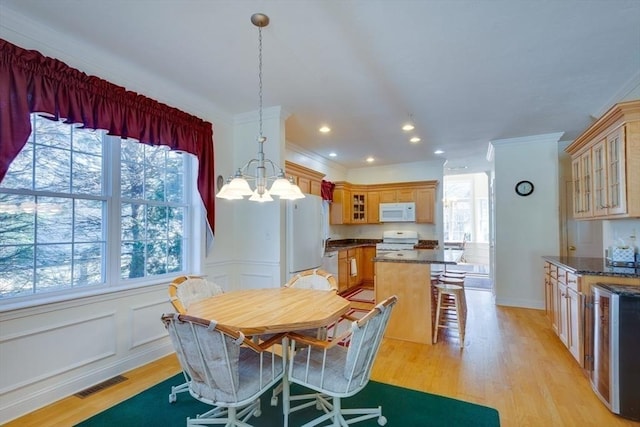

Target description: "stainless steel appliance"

left=375, top=230, right=419, bottom=256
left=590, top=283, right=640, bottom=421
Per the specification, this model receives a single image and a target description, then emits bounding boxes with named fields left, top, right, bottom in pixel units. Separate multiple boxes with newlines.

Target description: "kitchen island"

left=374, top=250, right=458, bottom=344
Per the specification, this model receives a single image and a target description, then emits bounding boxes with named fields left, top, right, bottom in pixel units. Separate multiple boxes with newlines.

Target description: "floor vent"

left=74, top=375, right=128, bottom=398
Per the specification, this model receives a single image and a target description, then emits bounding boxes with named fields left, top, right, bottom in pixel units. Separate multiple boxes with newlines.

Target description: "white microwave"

left=379, top=202, right=416, bottom=222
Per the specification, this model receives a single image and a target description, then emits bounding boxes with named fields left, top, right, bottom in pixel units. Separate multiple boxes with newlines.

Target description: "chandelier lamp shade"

left=216, top=13, right=304, bottom=202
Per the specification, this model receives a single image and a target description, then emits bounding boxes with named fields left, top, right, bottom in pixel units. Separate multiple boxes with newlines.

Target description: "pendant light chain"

left=258, top=24, right=264, bottom=141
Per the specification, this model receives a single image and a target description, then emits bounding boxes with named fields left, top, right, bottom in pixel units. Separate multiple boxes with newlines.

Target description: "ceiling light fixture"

left=216, top=13, right=304, bottom=202
left=366, top=157, right=375, bottom=163
left=410, top=137, right=421, bottom=143
left=329, top=152, right=337, bottom=157
left=402, top=114, right=415, bottom=131
left=319, top=126, right=331, bottom=133
left=434, top=150, right=445, bottom=154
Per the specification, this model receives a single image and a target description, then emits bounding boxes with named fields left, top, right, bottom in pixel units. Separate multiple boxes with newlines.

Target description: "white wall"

left=491, top=133, right=563, bottom=309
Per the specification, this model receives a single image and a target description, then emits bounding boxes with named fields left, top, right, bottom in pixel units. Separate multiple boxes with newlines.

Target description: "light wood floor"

left=6, top=290, right=639, bottom=427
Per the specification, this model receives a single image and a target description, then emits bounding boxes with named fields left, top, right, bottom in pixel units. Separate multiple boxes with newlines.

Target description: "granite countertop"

left=542, top=256, right=640, bottom=278
left=374, top=249, right=458, bottom=265
left=324, top=239, right=379, bottom=252
left=325, top=239, right=439, bottom=252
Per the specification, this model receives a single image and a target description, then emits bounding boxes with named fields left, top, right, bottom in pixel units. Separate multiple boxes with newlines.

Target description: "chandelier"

left=216, top=13, right=304, bottom=202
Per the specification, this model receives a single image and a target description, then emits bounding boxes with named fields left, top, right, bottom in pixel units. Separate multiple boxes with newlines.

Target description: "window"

left=0, top=114, right=193, bottom=302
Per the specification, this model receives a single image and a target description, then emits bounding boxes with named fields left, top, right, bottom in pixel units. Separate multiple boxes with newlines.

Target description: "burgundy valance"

left=0, top=38, right=216, bottom=233
left=321, top=179, right=335, bottom=202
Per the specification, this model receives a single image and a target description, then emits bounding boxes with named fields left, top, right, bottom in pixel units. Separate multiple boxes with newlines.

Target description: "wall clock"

left=515, top=180, right=534, bottom=196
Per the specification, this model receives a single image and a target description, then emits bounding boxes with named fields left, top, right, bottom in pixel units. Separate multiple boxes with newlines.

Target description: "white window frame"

left=0, top=116, right=204, bottom=310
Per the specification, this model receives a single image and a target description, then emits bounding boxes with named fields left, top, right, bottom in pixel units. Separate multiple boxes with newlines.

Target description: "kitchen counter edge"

left=542, top=256, right=640, bottom=278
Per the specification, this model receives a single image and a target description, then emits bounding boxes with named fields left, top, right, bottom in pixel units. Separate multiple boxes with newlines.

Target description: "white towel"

left=350, top=258, right=358, bottom=276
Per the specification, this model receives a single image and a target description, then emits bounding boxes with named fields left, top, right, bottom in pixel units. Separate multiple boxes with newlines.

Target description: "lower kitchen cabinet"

left=361, top=246, right=376, bottom=286
left=336, top=246, right=375, bottom=292
left=544, top=261, right=580, bottom=364
left=543, top=259, right=640, bottom=368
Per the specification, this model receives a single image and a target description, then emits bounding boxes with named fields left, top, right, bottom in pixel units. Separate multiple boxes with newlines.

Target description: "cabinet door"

left=416, top=188, right=435, bottom=223
left=351, top=192, right=367, bottom=223
left=367, top=191, right=379, bottom=224
left=330, top=188, right=351, bottom=225
left=592, top=140, right=608, bottom=217
left=566, top=286, right=581, bottom=363
left=337, top=250, right=349, bottom=292
left=348, top=248, right=362, bottom=288
left=550, top=276, right=560, bottom=335
left=571, top=157, right=583, bottom=218
left=397, top=189, right=415, bottom=202
left=557, top=281, right=568, bottom=346
left=379, top=191, right=397, bottom=203
left=544, top=263, right=553, bottom=322
left=297, top=176, right=312, bottom=194
left=606, top=126, right=626, bottom=216
left=310, top=180, right=322, bottom=196
left=579, top=150, right=593, bottom=217
left=361, top=246, right=376, bottom=285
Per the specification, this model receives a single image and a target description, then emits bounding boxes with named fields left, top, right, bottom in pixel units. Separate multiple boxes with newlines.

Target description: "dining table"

left=185, top=287, right=351, bottom=336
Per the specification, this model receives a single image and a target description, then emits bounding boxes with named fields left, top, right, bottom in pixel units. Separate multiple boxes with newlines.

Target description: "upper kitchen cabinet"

left=330, top=180, right=438, bottom=225
left=379, top=188, right=416, bottom=203
left=285, top=161, right=325, bottom=196
left=565, top=100, right=640, bottom=219
left=416, top=187, right=436, bottom=223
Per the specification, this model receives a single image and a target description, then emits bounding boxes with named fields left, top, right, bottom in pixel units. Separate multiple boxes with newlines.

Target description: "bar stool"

left=432, top=283, right=467, bottom=348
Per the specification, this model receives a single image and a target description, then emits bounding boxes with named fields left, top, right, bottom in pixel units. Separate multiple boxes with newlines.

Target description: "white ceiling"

left=2, top=0, right=639, bottom=173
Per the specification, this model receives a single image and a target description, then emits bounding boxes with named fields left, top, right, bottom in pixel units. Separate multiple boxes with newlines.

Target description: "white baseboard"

left=0, top=342, right=174, bottom=424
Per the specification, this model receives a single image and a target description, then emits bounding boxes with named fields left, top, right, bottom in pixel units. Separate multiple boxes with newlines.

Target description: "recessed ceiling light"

left=319, top=126, right=331, bottom=133
left=410, top=137, right=421, bottom=143
left=402, top=123, right=415, bottom=131
left=329, top=152, right=337, bottom=157
left=366, top=157, right=375, bottom=163
left=434, top=150, right=445, bottom=154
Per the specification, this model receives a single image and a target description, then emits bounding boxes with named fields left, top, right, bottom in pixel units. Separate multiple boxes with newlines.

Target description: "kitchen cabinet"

left=379, top=189, right=415, bottom=203
left=337, top=250, right=349, bottom=292
left=337, top=247, right=363, bottom=292
left=285, top=161, right=325, bottom=196
left=330, top=186, right=351, bottom=225
left=571, top=150, right=592, bottom=218
left=350, top=192, right=367, bottom=223
left=415, top=187, right=436, bottom=224
left=544, top=261, right=580, bottom=364
left=348, top=247, right=362, bottom=289
left=330, top=180, right=438, bottom=225
left=543, top=259, right=640, bottom=367
left=565, top=100, right=640, bottom=219
left=367, top=191, right=380, bottom=223
left=361, top=246, right=376, bottom=286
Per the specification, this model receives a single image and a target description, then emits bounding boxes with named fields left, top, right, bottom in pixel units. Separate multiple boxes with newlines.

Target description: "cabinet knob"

left=569, top=246, right=576, bottom=251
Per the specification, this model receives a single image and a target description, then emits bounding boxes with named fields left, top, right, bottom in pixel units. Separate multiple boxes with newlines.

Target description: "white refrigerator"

left=286, top=194, right=325, bottom=278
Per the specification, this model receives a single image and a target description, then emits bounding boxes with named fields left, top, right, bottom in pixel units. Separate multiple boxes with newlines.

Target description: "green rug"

left=76, top=374, right=500, bottom=426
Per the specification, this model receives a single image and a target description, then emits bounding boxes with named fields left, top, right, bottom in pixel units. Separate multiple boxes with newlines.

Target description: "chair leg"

left=433, top=290, right=443, bottom=344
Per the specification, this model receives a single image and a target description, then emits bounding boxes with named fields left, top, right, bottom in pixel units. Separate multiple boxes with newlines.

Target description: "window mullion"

left=105, top=135, right=120, bottom=287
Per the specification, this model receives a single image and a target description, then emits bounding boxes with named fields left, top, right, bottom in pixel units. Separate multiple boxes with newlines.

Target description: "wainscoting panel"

left=129, top=298, right=174, bottom=350
left=0, top=312, right=117, bottom=394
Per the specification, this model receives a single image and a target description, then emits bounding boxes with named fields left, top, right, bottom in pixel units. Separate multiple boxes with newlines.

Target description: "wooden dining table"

left=186, top=287, right=351, bottom=335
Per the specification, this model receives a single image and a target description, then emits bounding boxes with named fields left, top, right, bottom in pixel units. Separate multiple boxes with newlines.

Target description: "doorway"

left=443, top=173, right=492, bottom=290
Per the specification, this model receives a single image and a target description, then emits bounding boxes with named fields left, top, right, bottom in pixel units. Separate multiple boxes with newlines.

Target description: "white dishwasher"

left=321, top=251, right=339, bottom=277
